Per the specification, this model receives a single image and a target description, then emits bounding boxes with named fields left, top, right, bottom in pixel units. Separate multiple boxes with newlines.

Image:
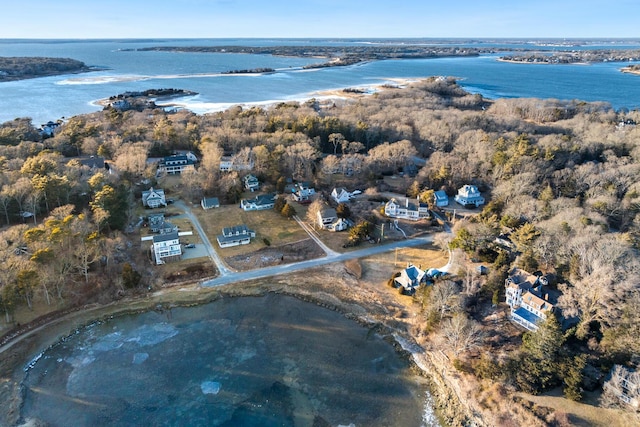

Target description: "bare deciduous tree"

left=439, top=312, right=485, bottom=357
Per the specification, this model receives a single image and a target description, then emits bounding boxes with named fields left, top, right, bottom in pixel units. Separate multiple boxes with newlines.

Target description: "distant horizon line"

left=2, top=37, right=640, bottom=42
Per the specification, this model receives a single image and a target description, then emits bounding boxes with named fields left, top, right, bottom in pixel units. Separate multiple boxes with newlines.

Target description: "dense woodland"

left=0, top=57, right=89, bottom=81
left=1, top=77, right=640, bottom=414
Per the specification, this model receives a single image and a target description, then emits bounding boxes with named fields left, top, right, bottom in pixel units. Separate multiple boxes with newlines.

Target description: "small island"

left=0, top=57, right=94, bottom=82
left=621, top=64, right=640, bottom=75
left=221, top=67, right=275, bottom=74
left=100, top=88, right=198, bottom=112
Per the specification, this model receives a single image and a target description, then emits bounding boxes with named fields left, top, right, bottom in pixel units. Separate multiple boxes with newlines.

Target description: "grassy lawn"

left=361, top=245, right=449, bottom=283
left=518, top=390, right=640, bottom=427
left=193, top=204, right=309, bottom=258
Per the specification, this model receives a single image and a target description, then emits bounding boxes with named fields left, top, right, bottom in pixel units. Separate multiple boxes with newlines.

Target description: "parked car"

left=184, top=243, right=196, bottom=249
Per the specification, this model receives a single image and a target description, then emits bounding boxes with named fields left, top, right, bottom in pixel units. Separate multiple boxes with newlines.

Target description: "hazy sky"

left=4, top=0, right=639, bottom=39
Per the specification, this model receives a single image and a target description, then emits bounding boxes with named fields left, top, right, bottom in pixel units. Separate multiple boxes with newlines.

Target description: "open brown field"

left=193, top=203, right=309, bottom=258
left=518, top=389, right=640, bottom=427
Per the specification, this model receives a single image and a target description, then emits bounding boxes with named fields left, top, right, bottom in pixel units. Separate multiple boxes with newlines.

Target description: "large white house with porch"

left=216, top=224, right=256, bottom=248
left=454, top=185, right=485, bottom=208
left=157, top=154, right=195, bottom=175
left=240, top=194, right=276, bottom=211
left=384, top=198, right=429, bottom=220
left=505, top=268, right=555, bottom=331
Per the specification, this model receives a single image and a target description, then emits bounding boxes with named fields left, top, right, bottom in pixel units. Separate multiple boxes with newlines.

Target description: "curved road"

left=176, top=198, right=451, bottom=289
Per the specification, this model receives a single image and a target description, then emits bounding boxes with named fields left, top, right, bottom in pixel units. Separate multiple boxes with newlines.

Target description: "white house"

left=216, top=224, right=256, bottom=248
left=604, top=365, right=640, bottom=410
left=201, top=197, right=220, bottom=210
left=393, top=264, right=426, bottom=294
left=152, top=231, right=182, bottom=264
left=505, top=268, right=554, bottom=331
left=157, top=154, right=195, bottom=175
left=384, top=198, right=429, bottom=221
left=317, top=208, right=337, bottom=229
left=433, top=190, right=449, bottom=207
left=219, top=156, right=233, bottom=172
left=142, top=187, right=167, bottom=208
left=454, top=185, right=485, bottom=208
left=293, top=182, right=316, bottom=202
left=243, top=174, right=260, bottom=192
left=331, top=187, right=352, bottom=204
left=220, top=155, right=254, bottom=172
left=328, top=217, right=349, bottom=232
left=240, top=194, right=276, bottom=211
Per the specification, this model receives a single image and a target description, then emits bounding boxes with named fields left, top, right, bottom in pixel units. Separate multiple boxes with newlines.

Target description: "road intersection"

left=175, top=199, right=447, bottom=289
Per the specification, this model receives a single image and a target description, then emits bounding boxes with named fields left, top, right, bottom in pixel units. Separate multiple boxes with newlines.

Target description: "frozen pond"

left=21, top=294, right=438, bottom=426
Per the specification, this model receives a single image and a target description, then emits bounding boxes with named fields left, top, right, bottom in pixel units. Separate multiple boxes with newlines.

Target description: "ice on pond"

left=126, top=323, right=179, bottom=347
left=92, top=331, right=124, bottom=352
left=201, top=381, right=221, bottom=395
left=65, top=355, right=96, bottom=368
left=132, top=353, right=149, bottom=365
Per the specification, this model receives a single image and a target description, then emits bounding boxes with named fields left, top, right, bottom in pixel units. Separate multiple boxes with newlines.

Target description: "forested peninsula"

left=130, top=44, right=640, bottom=71
left=0, top=57, right=93, bottom=82
left=1, top=78, right=640, bottom=426
left=130, top=45, right=483, bottom=68
left=499, top=49, right=640, bottom=64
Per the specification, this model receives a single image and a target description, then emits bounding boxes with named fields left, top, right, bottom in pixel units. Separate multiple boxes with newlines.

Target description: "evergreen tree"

left=122, top=262, right=142, bottom=288
left=90, top=184, right=129, bottom=231
left=281, top=202, right=296, bottom=219
left=273, top=196, right=286, bottom=213
left=336, top=202, right=351, bottom=219
left=515, top=315, right=564, bottom=394
left=276, top=176, right=286, bottom=194
left=563, top=354, right=587, bottom=401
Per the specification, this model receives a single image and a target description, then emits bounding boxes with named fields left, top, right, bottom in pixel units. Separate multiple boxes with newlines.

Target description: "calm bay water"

left=1, top=38, right=640, bottom=125
left=21, top=295, right=436, bottom=427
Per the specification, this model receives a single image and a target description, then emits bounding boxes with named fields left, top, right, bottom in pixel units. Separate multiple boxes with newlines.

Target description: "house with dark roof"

left=216, top=224, right=256, bottom=248
left=201, top=197, right=220, bottom=210
left=317, top=208, right=337, bottom=229
left=505, top=268, right=555, bottom=331
left=240, top=194, right=276, bottom=211
left=152, top=231, right=182, bottom=264
left=158, top=154, right=195, bottom=175
left=147, top=212, right=177, bottom=234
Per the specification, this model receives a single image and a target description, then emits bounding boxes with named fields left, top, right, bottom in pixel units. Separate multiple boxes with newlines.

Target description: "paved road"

left=176, top=194, right=453, bottom=289
left=174, top=200, right=233, bottom=276
left=199, top=234, right=434, bottom=288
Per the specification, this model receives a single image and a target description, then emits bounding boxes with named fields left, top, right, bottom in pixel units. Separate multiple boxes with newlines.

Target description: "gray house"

left=142, top=187, right=167, bottom=208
